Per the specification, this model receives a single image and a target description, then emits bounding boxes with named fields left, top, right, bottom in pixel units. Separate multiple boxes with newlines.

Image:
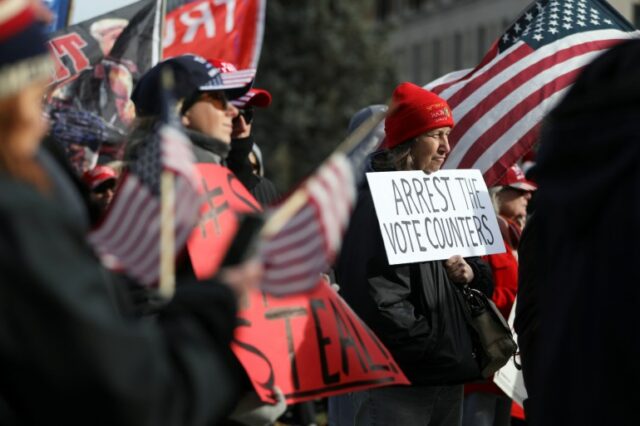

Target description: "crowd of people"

left=1, top=0, right=638, bottom=425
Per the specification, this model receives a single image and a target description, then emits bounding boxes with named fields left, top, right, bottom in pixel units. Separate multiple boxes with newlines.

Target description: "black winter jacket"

left=335, top=180, right=491, bottom=385
left=226, top=136, right=279, bottom=206
left=0, top=175, right=242, bottom=425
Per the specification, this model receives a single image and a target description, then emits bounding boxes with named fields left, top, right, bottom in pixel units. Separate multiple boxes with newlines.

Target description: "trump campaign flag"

left=47, top=0, right=163, bottom=137
left=163, top=0, right=266, bottom=69
left=425, top=0, right=638, bottom=186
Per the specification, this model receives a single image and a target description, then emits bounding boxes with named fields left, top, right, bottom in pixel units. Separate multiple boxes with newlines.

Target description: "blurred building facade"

left=377, top=0, right=640, bottom=84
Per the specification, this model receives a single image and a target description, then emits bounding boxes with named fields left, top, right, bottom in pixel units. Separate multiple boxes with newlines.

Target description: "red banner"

left=232, top=280, right=410, bottom=404
left=163, top=0, right=265, bottom=69
left=187, top=164, right=261, bottom=279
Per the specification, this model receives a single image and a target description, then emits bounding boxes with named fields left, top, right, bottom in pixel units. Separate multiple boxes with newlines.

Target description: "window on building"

left=409, top=0, right=424, bottom=11
left=412, top=43, right=422, bottom=83
left=477, top=25, right=486, bottom=62
left=454, top=32, right=463, bottom=69
left=432, top=38, right=441, bottom=77
left=376, top=0, right=391, bottom=21
left=634, top=5, right=640, bottom=29
left=502, top=17, right=511, bottom=32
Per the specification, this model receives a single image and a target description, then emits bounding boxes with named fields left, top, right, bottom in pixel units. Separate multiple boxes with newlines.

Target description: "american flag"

left=425, top=0, right=638, bottom=186
left=88, top=124, right=201, bottom=286
left=259, top=109, right=387, bottom=295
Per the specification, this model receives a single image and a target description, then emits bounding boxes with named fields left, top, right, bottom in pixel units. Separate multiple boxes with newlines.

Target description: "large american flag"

left=88, top=125, right=201, bottom=286
left=259, top=109, right=387, bottom=295
left=425, top=0, right=638, bottom=186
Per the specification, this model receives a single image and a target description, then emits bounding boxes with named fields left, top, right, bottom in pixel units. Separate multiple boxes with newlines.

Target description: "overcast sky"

left=70, top=0, right=139, bottom=23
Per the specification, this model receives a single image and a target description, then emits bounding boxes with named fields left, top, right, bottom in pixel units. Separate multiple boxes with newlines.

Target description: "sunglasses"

left=181, top=91, right=230, bottom=115
left=200, top=92, right=230, bottom=111
left=239, top=107, right=254, bottom=125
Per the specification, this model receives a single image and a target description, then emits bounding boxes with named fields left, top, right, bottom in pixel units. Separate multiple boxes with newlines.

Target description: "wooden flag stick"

left=260, top=107, right=388, bottom=239
left=159, top=170, right=176, bottom=299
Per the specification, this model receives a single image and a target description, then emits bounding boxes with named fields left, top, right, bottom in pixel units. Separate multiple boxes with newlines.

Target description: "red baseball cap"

left=83, top=165, right=117, bottom=191
left=497, top=164, right=537, bottom=192
left=231, top=88, right=272, bottom=108
left=208, top=58, right=271, bottom=108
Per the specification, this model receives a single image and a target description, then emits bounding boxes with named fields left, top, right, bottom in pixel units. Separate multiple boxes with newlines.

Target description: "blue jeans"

left=461, top=393, right=511, bottom=426
left=329, top=384, right=463, bottom=426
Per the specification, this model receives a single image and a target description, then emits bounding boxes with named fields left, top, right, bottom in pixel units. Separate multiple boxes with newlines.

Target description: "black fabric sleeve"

left=337, top=190, right=437, bottom=365
left=364, top=262, right=437, bottom=364
left=0, top=199, right=242, bottom=426
left=250, top=177, right=280, bottom=206
left=466, top=256, right=494, bottom=297
left=227, top=136, right=259, bottom=191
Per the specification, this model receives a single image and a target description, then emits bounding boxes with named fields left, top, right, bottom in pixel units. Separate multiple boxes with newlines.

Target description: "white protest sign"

left=494, top=299, right=528, bottom=406
left=366, top=169, right=505, bottom=264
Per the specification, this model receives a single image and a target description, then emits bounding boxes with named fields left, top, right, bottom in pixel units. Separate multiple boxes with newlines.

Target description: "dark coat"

left=226, top=136, right=279, bottom=206
left=0, top=175, right=242, bottom=425
left=335, top=179, right=491, bottom=385
left=530, top=40, right=640, bottom=426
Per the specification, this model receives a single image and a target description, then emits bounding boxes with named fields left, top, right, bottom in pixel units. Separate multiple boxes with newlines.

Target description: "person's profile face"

left=182, top=92, right=239, bottom=144
left=90, top=180, right=116, bottom=210
left=9, top=80, right=49, bottom=158
left=497, top=187, right=532, bottom=227
left=410, top=126, right=452, bottom=173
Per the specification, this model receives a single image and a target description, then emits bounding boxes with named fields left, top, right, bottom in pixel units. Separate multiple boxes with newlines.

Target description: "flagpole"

left=260, top=106, right=388, bottom=238
left=159, top=66, right=176, bottom=299
left=152, top=0, right=167, bottom=65
left=65, top=0, right=75, bottom=27
left=159, top=169, right=176, bottom=299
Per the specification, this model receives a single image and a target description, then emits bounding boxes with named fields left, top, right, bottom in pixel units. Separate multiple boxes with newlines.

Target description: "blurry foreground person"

left=524, top=40, right=640, bottom=426
left=334, top=83, right=492, bottom=426
left=0, top=2, right=262, bottom=424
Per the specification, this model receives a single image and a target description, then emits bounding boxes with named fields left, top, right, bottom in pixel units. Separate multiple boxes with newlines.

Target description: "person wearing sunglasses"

left=208, top=59, right=280, bottom=206
left=129, top=54, right=255, bottom=165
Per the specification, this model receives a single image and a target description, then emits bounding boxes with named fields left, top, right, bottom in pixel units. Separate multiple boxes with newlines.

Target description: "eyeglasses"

left=239, top=107, right=254, bottom=125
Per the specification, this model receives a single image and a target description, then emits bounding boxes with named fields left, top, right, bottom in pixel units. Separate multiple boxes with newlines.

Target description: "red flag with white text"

left=163, top=0, right=266, bottom=69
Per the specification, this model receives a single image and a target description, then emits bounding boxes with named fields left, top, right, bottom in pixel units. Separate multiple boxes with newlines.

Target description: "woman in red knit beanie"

left=334, top=83, right=493, bottom=426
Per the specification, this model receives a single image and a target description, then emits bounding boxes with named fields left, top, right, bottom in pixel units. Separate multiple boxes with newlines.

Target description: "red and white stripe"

left=425, top=28, right=638, bottom=186
left=260, top=153, right=356, bottom=295
left=0, top=0, right=32, bottom=38
left=201, top=68, right=256, bottom=91
left=89, top=124, right=200, bottom=286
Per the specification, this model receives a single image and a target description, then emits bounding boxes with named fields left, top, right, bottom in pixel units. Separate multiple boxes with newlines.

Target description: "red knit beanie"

left=384, top=82, right=454, bottom=149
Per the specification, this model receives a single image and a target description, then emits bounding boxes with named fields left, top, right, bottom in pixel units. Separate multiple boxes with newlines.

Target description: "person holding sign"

left=335, top=83, right=492, bottom=426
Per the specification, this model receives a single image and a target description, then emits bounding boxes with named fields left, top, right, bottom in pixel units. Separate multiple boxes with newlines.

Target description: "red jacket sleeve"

left=483, top=249, right=518, bottom=319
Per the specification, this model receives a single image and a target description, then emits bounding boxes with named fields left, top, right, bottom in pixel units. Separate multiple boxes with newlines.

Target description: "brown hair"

left=370, top=138, right=416, bottom=172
